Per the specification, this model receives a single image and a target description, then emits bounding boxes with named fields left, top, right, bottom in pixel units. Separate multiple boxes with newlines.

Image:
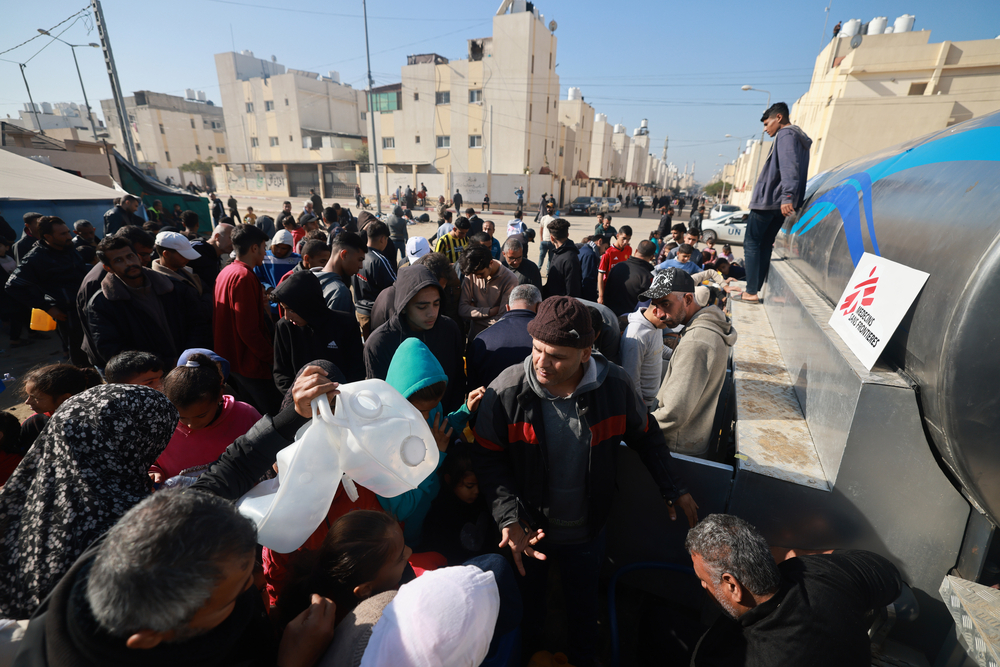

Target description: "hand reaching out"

left=466, top=386, right=486, bottom=412
left=291, top=365, right=340, bottom=419
left=429, top=411, right=454, bottom=452
left=277, top=594, right=337, bottom=667
left=500, top=522, right=547, bottom=576
left=667, top=493, right=700, bottom=528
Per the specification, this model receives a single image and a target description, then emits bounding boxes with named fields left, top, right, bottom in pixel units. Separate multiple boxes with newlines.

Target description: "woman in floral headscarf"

left=0, top=384, right=178, bottom=619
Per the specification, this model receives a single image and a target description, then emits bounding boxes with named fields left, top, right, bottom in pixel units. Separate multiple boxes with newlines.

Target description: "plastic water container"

left=30, top=309, right=57, bottom=331
left=238, top=379, right=438, bottom=553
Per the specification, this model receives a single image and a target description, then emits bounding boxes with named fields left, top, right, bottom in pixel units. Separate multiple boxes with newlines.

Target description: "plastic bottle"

left=30, top=309, right=57, bottom=332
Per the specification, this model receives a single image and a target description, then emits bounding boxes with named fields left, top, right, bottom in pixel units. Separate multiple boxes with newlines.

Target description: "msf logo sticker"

left=839, top=266, right=878, bottom=316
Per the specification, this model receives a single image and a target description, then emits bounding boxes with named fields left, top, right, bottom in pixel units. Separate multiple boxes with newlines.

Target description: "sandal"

left=733, top=293, right=763, bottom=305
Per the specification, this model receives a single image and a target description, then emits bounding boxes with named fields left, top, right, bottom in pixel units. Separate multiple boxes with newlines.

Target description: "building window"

left=246, top=102, right=254, bottom=113
left=250, top=137, right=259, bottom=147
left=269, top=137, right=279, bottom=147
left=549, top=53, right=552, bottom=69
left=527, top=149, right=530, bottom=164
left=414, top=92, right=419, bottom=101
left=165, top=151, right=170, bottom=162
left=361, top=112, right=367, bottom=120
left=370, top=91, right=402, bottom=113
left=383, top=137, right=395, bottom=149
left=436, top=135, right=450, bottom=148
left=195, top=145, right=201, bottom=155
left=265, top=100, right=275, bottom=111
left=159, top=123, right=165, bottom=134
left=908, top=82, right=928, bottom=96
left=285, top=98, right=289, bottom=106
left=469, top=89, right=482, bottom=103
left=289, top=135, right=293, bottom=142
left=217, top=147, right=226, bottom=154
left=135, top=143, right=141, bottom=152
left=435, top=91, right=450, bottom=105
left=415, top=136, right=420, bottom=144
left=190, top=118, right=195, bottom=129
left=469, top=135, right=482, bottom=148
left=531, top=55, right=534, bottom=74
left=559, top=146, right=564, bottom=157
left=529, top=104, right=532, bottom=122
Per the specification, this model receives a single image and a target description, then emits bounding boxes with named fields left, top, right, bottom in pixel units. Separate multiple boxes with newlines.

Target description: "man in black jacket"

left=84, top=236, right=208, bottom=367
left=542, top=218, right=582, bottom=298
left=103, top=195, right=143, bottom=236
left=352, top=220, right=396, bottom=339
left=6, top=216, right=89, bottom=363
left=472, top=296, right=697, bottom=666
left=501, top=237, right=542, bottom=290
left=603, top=240, right=656, bottom=316
left=686, top=514, right=902, bottom=667
left=209, top=193, right=224, bottom=225
left=13, top=212, right=42, bottom=265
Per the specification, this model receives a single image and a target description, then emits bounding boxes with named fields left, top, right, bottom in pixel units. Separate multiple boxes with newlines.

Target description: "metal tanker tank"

left=777, top=110, right=1000, bottom=525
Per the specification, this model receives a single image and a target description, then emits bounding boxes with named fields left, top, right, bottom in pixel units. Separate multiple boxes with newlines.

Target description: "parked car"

left=569, top=196, right=600, bottom=215
left=700, top=210, right=749, bottom=245
left=604, top=197, right=621, bottom=212
left=710, top=204, right=742, bottom=219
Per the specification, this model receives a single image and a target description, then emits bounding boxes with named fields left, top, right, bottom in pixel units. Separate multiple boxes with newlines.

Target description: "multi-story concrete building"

left=15, top=102, right=106, bottom=142
left=556, top=88, right=595, bottom=180
left=101, top=90, right=227, bottom=185
left=793, top=22, right=1000, bottom=178
left=214, top=51, right=367, bottom=166
left=367, top=2, right=560, bottom=178
left=625, top=121, right=651, bottom=185
left=589, top=114, right=619, bottom=180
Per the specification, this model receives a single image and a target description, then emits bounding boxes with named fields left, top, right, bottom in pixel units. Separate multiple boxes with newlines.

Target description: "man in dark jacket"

left=468, top=284, right=539, bottom=391
left=741, top=102, right=812, bottom=304
left=309, top=188, right=323, bottom=215
left=686, top=514, right=901, bottom=667
left=13, top=212, right=42, bottom=265
left=209, top=193, right=225, bottom=225
left=103, top=195, right=143, bottom=236
left=384, top=206, right=408, bottom=267
left=6, top=216, right=89, bottom=363
left=577, top=235, right=608, bottom=303
left=352, top=220, right=396, bottom=339
left=272, top=271, right=365, bottom=393
left=363, top=264, right=465, bottom=413
left=452, top=189, right=463, bottom=214
left=84, top=236, right=207, bottom=367
left=472, top=296, right=697, bottom=666
left=603, top=240, right=656, bottom=316
left=655, top=205, right=673, bottom=241
left=501, top=237, right=542, bottom=290
left=542, top=218, right=581, bottom=298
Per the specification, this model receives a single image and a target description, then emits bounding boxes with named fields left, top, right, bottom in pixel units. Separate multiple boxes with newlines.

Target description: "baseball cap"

left=154, top=231, right=200, bottom=260
left=640, top=268, right=696, bottom=301
left=406, top=236, right=431, bottom=264
left=272, top=229, right=294, bottom=247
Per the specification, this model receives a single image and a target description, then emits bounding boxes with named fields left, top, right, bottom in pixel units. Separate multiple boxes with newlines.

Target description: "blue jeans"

left=743, top=208, right=787, bottom=295
left=538, top=241, right=555, bottom=269
left=519, top=530, right=607, bottom=666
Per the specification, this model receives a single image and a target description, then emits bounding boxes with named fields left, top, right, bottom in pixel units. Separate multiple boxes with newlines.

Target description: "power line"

left=0, top=7, right=90, bottom=57
left=205, top=0, right=489, bottom=22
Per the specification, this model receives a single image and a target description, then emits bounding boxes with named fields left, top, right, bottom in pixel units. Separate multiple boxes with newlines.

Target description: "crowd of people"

left=0, top=102, right=906, bottom=667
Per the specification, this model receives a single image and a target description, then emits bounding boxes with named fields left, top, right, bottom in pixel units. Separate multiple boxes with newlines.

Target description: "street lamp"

left=37, top=29, right=101, bottom=142
left=741, top=86, right=772, bottom=188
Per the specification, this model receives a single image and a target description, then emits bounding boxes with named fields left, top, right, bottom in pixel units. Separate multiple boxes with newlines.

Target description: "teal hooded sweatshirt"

left=381, top=338, right=473, bottom=546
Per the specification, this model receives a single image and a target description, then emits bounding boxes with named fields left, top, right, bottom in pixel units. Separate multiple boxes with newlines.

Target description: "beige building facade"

left=793, top=29, right=1000, bottom=178
left=101, top=91, right=228, bottom=185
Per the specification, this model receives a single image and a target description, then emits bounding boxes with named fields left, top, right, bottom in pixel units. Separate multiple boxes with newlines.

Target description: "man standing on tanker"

left=738, top=102, right=811, bottom=304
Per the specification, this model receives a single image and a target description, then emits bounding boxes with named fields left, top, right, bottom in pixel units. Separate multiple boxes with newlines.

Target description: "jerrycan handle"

left=312, top=394, right=346, bottom=427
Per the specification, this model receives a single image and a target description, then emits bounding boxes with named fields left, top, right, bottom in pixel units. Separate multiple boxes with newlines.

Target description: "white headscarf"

left=359, top=565, right=500, bottom=667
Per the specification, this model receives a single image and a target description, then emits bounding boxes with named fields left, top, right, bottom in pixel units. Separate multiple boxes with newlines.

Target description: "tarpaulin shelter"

left=113, top=152, right=212, bottom=234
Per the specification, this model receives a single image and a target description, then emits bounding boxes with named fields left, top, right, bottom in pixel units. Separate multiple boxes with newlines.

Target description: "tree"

left=355, top=145, right=369, bottom=164
left=703, top=181, right=732, bottom=197
left=178, top=156, right=216, bottom=176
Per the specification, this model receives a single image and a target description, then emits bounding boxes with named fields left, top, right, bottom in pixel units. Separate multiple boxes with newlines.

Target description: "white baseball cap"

left=154, top=231, right=200, bottom=260
left=272, top=229, right=294, bottom=247
left=406, top=236, right=431, bottom=264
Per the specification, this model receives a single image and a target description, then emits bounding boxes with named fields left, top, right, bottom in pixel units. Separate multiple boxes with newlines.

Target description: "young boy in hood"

left=383, top=337, right=485, bottom=546
left=364, top=264, right=466, bottom=413
left=271, top=270, right=365, bottom=393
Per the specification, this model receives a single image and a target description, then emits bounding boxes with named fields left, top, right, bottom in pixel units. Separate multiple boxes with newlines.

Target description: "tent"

left=113, top=153, right=212, bottom=234
left=0, top=149, right=119, bottom=236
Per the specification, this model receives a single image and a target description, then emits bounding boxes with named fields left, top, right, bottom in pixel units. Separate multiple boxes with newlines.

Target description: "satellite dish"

left=549, top=20, right=557, bottom=32
left=850, top=34, right=862, bottom=48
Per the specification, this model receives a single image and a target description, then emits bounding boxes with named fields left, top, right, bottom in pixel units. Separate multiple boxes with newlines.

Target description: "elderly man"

left=473, top=296, right=697, bottom=666
left=686, top=513, right=902, bottom=667
left=501, top=237, right=542, bottom=290
left=13, top=488, right=337, bottom=667
left=468, top=283, right=540, bottom=390
left=649, top=269, right=738, bottom=456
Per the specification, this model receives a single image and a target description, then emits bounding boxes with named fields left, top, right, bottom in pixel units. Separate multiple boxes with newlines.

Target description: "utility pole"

left=18, top=65, right=44, bottom=135
left=362, top=0, right=382, bottom=215
left=91, top=0, right=137, bottom=165
left=489, top=105, right=493, bottom=173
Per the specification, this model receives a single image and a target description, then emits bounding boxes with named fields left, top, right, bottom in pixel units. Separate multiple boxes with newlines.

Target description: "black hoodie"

left=363, top=265, right=466, bottom=413
left=543, top=240, right=582, bottom=298
left=271, top=271, right=365, bottom=394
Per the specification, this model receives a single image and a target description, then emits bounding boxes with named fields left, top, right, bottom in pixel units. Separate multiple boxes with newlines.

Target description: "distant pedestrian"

left=833, top=21, right=842, bottom=38
left=637, top=196, right=645, bottom=218
left=453, top=189, right=463, bottom=214
left=515, top=185, right=524, bottom=208
left=309, top=188, right=323, bottom=214
left=483, top=193, right=490, bottom=211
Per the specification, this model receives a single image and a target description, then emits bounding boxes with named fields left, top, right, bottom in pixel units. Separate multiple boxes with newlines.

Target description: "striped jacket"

left=434, top=233, right=469, bottom=263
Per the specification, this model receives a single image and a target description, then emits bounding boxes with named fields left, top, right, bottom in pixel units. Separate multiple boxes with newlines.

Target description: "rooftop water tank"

left=568, top=87, right=582, bottom=101
left=842, top=18, right=862, bottom=37
left=893, top=14, right=915, bottom=33
left=196, top=91, right=207, bottom=102
left=884, top=26, right=894, bottom=34
left=240, top=50, right=254, bottom=57
left=869, top=16, right=888, bottom=35
left=328, top=71, right=341, bottom=84
left=185, top=88, right=196, bottom=100
left=640, top=118, right=648, bottom=129
left=41, top=102, right=52, bottom=115
left=613, top=123, right=625, bottom=134
left=595, top=113, right=608, bottom=124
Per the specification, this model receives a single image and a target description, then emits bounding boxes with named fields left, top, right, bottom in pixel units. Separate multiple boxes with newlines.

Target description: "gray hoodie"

left=652, top=306, right=738, bottom=456
left=622, top=309, right=671, bottom=409
left=749, top=124, right=812, bottom=211
left=385, top=205, right=408, bottom=245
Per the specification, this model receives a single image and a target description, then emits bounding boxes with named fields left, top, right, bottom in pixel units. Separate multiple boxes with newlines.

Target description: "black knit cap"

left=527, top=296, right=595, bottom=349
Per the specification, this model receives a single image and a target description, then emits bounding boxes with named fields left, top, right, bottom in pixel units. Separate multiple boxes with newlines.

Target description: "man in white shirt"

left=537, top=202, right=556, bottom=270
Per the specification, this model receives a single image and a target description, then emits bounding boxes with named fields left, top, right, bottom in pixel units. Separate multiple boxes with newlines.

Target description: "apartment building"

left=101, top=90, right=227, bottom=184
left=793, top=22, right=1000, bottom=178
left=556, top=89, right=595, bottom=179
left=16, top=102, right=106, bottom=142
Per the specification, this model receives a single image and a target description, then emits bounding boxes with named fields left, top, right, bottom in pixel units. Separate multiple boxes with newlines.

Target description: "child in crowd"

left=254, top=229, right=301, bottom=316
left=702, top=237, right=719, bottom=263
left=656, top=243, right=702, bottom=275
left=149, top=353, right=261, bottom=483
left=0, top=410, right=24, bottom=486
left=104, top=350, right=165, bottom=391
left=243, top=206, right=257, bottom=225
left=420, top=453, right=498, bottom=565
left=383, top=337, right=485, bottom=547
left=721, top=243, right=735, bottom=262
left=19, top=364, right=103, bottom=450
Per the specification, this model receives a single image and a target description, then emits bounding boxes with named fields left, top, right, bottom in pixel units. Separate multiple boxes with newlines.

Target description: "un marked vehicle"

left=709, top=203, right=742, bottom=219
left=569, top=196, right=600, bottom=215
left=699, top=210, right=749, bottom=245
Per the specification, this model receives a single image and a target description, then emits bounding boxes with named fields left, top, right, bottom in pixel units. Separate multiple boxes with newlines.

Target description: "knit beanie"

left=527, top=297, right=595, bottom=349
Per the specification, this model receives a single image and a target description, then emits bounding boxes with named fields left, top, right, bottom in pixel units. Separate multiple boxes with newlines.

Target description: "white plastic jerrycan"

left=237, top=379, right=438, bottom=553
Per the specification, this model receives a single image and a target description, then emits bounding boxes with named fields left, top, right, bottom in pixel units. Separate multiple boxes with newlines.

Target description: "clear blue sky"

left=1, top=0, right=998, bottom=183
